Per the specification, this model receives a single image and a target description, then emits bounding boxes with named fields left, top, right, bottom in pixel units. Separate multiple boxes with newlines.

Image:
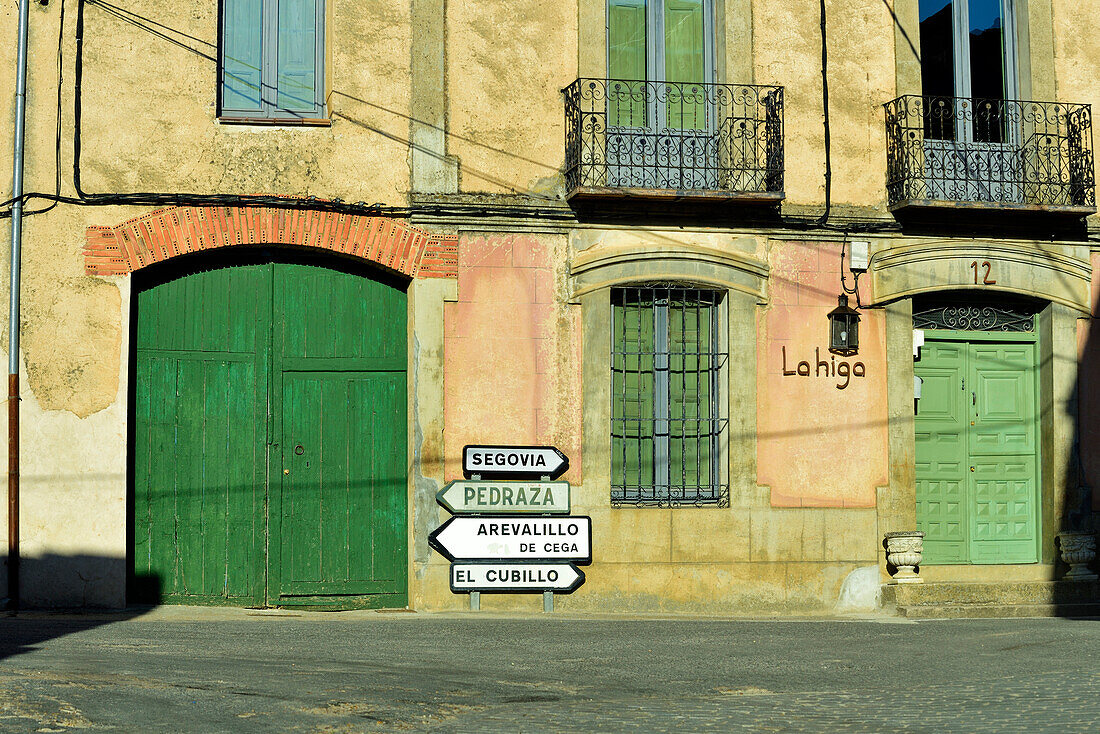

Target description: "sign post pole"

left=469, top=473, right=481, bottom=612
left=541, top=474, right=553, bottom=614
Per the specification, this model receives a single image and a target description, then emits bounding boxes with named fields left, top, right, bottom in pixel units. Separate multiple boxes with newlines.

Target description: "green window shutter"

left=613, top=294, right=656, bottom=491
left=664, top=0, right=706, bottom=130
left=667, top=294, right=713, bottom=492
left=277, top=0, right=320, bottom=113
left=608, top=0, right=648, bottom=127
left=222, top=0, right=265, bottom=113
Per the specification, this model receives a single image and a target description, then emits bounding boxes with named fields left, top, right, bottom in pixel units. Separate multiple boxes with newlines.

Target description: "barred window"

left=611, top=284, right=728, bottom=507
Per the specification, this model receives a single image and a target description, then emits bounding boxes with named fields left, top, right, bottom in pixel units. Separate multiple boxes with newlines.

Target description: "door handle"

left=972, top=391, right=976, bottom=406
left=970, top=466, right=975, bottom=472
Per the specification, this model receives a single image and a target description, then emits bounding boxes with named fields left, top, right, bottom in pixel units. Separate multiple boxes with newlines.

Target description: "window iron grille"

left=913, top=300, right=1038, bottom=332
left=611, top=284, right=728, bottom=507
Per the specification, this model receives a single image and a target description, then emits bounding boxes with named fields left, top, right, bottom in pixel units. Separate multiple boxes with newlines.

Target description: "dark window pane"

left=919, top=0, right=956, bottom=140
left=968, top=0, right=1007, bottom=142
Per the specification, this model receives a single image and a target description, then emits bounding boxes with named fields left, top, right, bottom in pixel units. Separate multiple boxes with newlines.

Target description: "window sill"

left=217, top=116, right=332, bottom=127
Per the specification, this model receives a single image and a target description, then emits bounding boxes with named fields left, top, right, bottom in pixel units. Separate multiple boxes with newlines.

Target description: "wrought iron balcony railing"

left=564, top=79, right=784, bottom=200
left=884, top=95, right=1095, bottom=212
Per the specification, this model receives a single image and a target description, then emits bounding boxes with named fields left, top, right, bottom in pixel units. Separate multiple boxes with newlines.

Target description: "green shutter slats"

left=608, top=0, right=648, bottom=128
left=664, top=0, right=706, bottom=129
left=612, top=286, right=725, bottom=505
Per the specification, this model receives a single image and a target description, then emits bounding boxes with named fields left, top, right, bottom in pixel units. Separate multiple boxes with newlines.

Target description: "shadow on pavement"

left=0, top=553, right=158, bottom=664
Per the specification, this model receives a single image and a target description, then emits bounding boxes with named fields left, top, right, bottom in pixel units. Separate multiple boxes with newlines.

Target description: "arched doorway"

left=130, top=250, right=408, bottom=608
left=913, top=292, right=1043, bottom=565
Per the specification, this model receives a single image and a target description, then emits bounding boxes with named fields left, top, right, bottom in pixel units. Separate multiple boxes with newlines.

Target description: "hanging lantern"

left=828, top=294, right=860, bottom=356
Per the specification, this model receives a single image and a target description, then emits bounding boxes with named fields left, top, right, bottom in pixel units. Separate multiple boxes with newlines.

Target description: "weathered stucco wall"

left=77, top=1, right=412, bottom=205
left=443, top=233, right=581, bottom=482
left=21, top=210, right=124, bottom=417
left=1052, top=0, right=1100, bottom=229
left=446, top=1, right=576, bottom=197
left=751, top=0, right=896, bottom=212
left=0, top=273, right=130, bottom=608
left=757, top=240, right=888, bottom=508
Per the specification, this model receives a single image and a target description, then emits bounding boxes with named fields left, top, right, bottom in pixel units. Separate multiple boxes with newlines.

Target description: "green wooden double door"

left=133, top=259, right=408, bottom=608
left=915, top=334, right=1040, bottom=564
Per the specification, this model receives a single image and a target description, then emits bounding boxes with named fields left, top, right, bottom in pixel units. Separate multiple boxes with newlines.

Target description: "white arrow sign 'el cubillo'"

left=428, top=516, right=592, bottom=563
left=450, top=562, right=585, bottom=593
left=462, top=445, right=569, bottom=479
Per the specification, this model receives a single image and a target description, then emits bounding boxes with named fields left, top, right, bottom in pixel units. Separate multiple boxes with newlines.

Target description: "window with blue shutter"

left=220, top=0, right=325, bottom=120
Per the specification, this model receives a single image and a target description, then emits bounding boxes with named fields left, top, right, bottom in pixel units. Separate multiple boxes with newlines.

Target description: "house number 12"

left=970, top=261, right=996, bottom=285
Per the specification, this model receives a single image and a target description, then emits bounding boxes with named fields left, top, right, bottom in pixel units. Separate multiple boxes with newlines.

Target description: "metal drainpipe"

left=8, top=0, right=30, bottom=612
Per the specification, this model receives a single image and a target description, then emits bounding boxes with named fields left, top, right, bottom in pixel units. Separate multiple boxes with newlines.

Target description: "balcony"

left=884, top=95, right=1096, bottom=215
left=563, top=79, right=784, bottom=206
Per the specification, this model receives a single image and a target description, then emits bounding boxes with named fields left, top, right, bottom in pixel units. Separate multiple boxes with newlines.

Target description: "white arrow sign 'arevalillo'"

left=429, top=516, right=592, bottom=563
left=462, top=445, right=569, bottom=479
left=450, top=562, right=585, bottom=593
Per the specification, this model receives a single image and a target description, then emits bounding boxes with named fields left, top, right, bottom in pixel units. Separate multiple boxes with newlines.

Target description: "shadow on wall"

left=1064, top=290, right=1100, bottom=604
left=1039, top=293, right=1097, bottom=616
left=1, top=553, right=161, bottom=611
left=1071, top=303, right=1098, bottom=537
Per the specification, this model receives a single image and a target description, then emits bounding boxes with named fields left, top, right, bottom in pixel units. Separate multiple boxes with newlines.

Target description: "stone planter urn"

left=885, top=531, right=924, bottom=584
left=1056, top=531, right=1098, bottom=581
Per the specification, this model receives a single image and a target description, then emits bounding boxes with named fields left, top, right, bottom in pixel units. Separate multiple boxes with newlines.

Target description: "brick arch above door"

left=84, top=205, right=458, bottom=279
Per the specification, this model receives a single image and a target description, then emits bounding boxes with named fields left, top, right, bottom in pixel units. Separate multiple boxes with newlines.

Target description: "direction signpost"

left=429, top=515, right=592, bottom=563
left=462, top=445, right=569, bottom=479
left=436, top=479, right=570, bottom=514
left=432, top=444, right=589, bottom=611
left=450, top=562, right=585, bottom=593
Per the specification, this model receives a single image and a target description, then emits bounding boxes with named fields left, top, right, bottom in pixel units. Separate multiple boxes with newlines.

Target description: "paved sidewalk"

left=2, top=607, right=1099, bottom=732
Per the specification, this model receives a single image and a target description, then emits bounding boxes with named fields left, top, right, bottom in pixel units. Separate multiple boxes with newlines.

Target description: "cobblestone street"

left=2, top=608, right=1099, bottom=732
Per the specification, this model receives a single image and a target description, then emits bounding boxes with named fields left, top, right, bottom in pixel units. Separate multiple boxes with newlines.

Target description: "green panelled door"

left=134, top=259, right=407, bottom=608
left=134, top=265, right=269, bottom=605
left=915, top=336, right=1039, bottom=564
left=271, top=263, right=407, bottom=605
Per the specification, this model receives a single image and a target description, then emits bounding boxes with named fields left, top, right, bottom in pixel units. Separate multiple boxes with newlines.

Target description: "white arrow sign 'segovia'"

left=450, top=562, right=585, bottom=593
left=462, top=445, right=569, bottom=479
left=428, top=516, right=592, bottom=563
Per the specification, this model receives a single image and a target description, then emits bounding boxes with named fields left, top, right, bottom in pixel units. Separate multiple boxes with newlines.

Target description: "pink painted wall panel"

left=443, top=235, right=582, bottom=483
left=756, top=241, right=888, bottom=507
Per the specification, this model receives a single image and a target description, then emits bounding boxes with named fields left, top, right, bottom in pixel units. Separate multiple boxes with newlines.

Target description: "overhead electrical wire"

left=0, top=0, right=1096, bottom=243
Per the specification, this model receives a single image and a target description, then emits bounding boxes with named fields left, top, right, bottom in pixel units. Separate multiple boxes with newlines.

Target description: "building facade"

left=1, top=0, right=1098, bottom=612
